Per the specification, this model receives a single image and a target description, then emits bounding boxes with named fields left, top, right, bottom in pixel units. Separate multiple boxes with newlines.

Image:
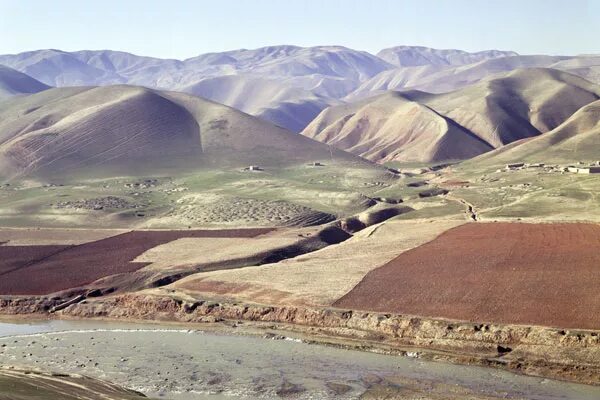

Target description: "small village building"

left=505, top=162, right=525, bottom=170
left=577, top=166, right=600, bottom=174
left=564, top=165, right=600, bottom=174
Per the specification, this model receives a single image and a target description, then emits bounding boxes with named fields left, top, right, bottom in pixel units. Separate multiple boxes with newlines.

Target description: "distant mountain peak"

left=377, top=45, right=518, bottom=67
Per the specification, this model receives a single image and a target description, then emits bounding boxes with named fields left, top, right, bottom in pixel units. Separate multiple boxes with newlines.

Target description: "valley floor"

left=1, top=221, right=599, bottom=391
left=0, top=164, right=599, bottom=397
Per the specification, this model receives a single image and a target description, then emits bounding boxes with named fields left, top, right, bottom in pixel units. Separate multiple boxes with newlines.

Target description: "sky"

left=1, top=0, right=598, bottom=59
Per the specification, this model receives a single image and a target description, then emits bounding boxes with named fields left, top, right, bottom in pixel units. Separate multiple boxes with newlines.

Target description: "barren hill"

left=0, top=85, right=357, bottom=181
left=472, top=99, right=600, bottom=165
left=4, top=47, right=599, bottom=134
left=0, top=65, right=50, bottom=99
left=300, top=91, right=493, bottom=163
left=3, top=47, right=600, bottom=134
left=303, top=68, right=600, bottom=163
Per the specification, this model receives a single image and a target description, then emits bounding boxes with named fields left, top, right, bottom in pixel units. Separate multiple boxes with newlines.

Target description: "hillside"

left=349, top=55, right=600, bottom=100
left=301, top=91, right=493, bottom=163
left=471, top=99, right=600, bottom=165
left=0, top=65, right=50, bottom=99
left=303, top=68, right=600, bottom=163
left=0, top=85, right=357, bottom=181
left=181, top=74, right=335, bottom=132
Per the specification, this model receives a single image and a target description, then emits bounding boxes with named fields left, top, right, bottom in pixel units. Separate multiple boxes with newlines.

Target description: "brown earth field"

left=0, top=228, right=273, bottom=296
left=334, top=222, right=600, bottom=330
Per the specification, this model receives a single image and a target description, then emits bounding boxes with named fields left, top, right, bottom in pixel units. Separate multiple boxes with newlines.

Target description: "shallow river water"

left=0, top=319, right=598, bottom=399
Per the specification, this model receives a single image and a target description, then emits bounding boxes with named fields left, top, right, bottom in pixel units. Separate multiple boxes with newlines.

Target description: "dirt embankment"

left=335, top=222, right=600, bottom=330
left=47, top=292, right=600, bottom=385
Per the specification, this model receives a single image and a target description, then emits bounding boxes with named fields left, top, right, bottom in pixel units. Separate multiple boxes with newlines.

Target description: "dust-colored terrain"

left=0, top=158, right=598, bottom=387
left=0, top=85, right=363, bottom=182
left=1, top=44, right=599, bottom=399
left=174, top=219, right=463, bottom=306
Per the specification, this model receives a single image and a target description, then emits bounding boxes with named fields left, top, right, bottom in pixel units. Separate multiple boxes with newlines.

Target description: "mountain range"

left=4, top=45, right=585, bottom=132
left=0, top=45, right=599, bottom=174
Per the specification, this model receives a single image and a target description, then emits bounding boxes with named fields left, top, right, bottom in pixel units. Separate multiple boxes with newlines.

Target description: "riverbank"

left=2, top=290, right=599, bottom=387
left=1, top=221, right=599, bottom=392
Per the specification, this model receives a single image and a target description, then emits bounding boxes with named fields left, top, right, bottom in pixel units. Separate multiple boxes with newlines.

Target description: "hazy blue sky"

left=1, top=0, right=598, bottom=58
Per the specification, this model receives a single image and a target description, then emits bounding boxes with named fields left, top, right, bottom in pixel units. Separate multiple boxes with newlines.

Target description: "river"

left=0, top=319, right=598, bottom=399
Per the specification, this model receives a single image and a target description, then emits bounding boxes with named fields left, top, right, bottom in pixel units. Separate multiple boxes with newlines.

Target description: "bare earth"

left=0, top=228, right=273, bottom=295
left=335, top=222, right=600, bottom=329
left=0, top=228, right=127, bottom=245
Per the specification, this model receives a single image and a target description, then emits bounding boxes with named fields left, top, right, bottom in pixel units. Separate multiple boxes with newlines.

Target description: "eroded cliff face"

left=57, top=292, right=600, bottom=385
left=0, top=296, right=60, bottom=314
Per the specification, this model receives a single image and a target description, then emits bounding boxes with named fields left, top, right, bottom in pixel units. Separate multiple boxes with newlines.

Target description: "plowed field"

left=335, top=223, right=600, bottom=329
left=0, top=228, right=272, bottom=295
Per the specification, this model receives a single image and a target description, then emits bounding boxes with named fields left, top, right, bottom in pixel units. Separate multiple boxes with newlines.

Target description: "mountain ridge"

left=302, top=68, right=600, bottom=163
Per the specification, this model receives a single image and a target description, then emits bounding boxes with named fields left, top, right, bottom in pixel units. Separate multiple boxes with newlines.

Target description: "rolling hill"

left=0, top=65, right=50, bottom=99
left=349, top=55, right=600, bottom=100
left=0, top=85, right=358, bottom=181
left=471, top=99, right=600, bottom=165
left=303, top=68, right=600, bottom=163
left=300, top=91, right=493, bottom=163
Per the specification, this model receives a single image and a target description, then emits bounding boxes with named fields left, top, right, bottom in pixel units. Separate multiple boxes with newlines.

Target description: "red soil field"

left=0, top=228, right=272, bottom=296
left=0, top=245, right=72, bottom=276
left=334, top=223, right=600, bottom=330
